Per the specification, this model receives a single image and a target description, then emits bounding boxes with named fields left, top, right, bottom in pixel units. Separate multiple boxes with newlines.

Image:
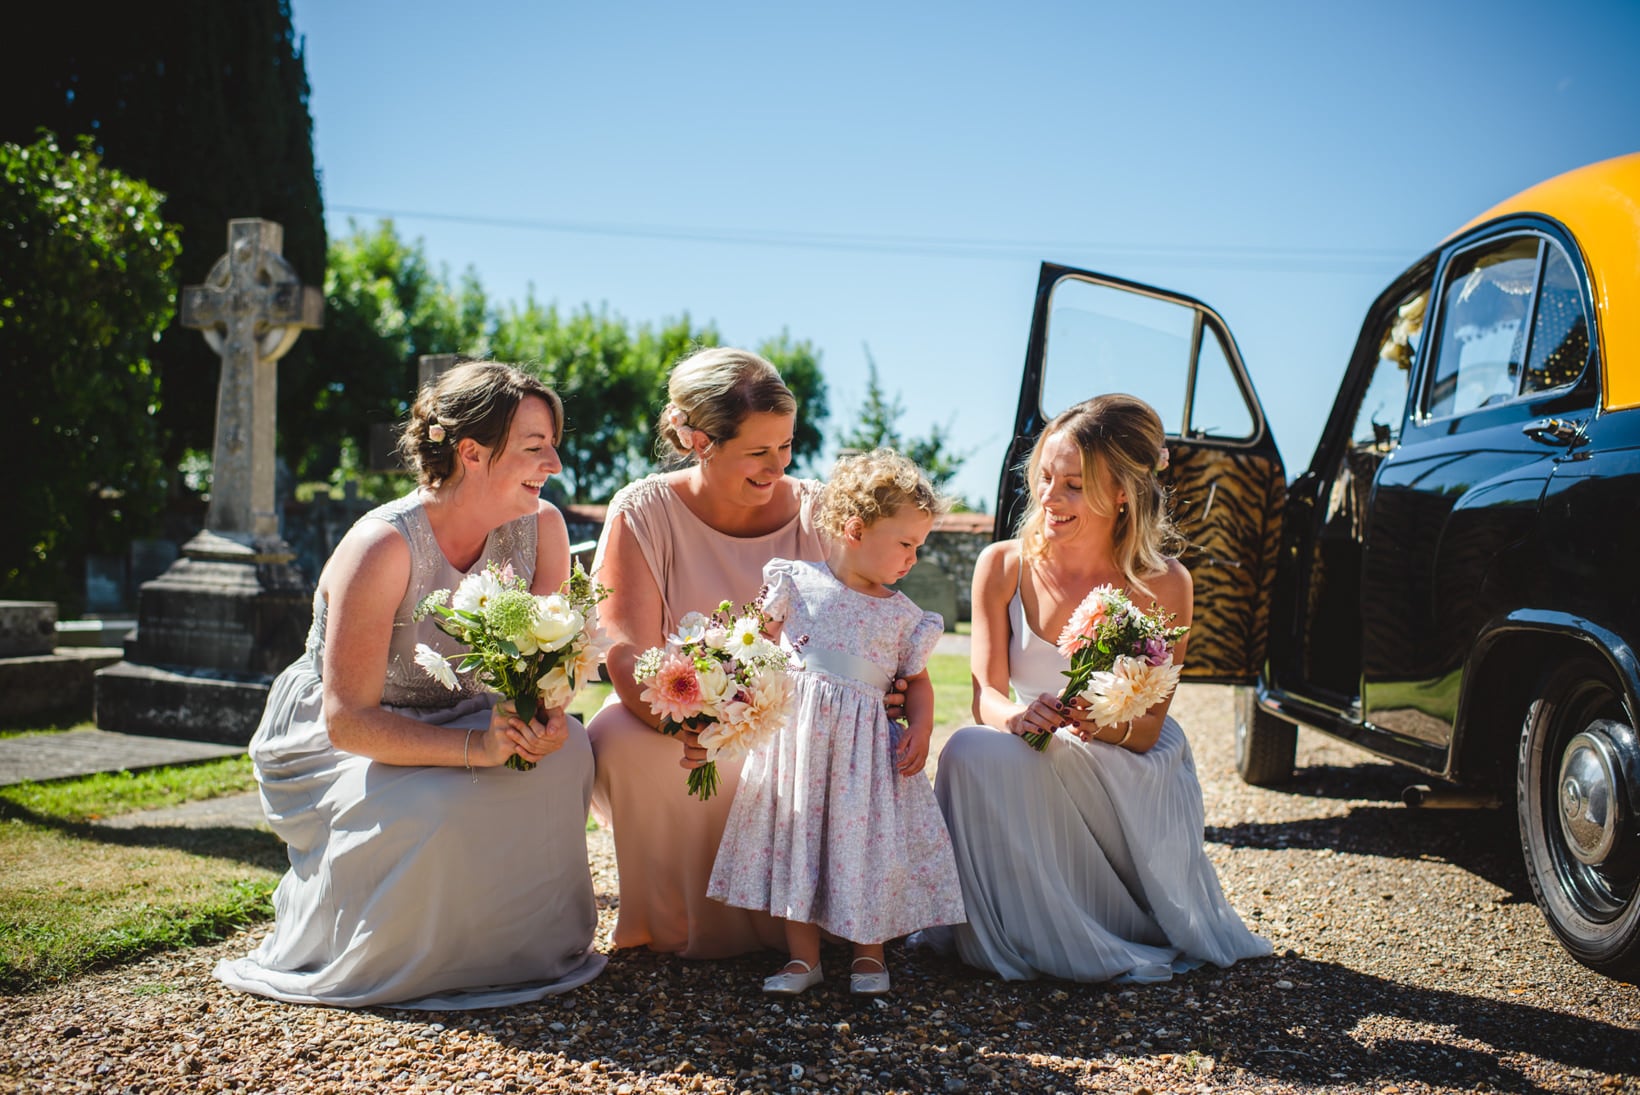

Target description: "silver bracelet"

left=1114, top=722, right=1134, bottom=747
left=464, top=728, right=475, bottom=771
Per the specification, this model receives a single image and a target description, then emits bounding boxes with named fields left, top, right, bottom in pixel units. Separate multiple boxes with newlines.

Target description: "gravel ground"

left=4, top=684, right=1638, bottom=1094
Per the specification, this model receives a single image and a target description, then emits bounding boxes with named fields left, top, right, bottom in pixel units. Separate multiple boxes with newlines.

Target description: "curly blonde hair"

left=816, top=448, right=947, bottom=538
left=397, top=361, right=563, bottom=488
left=1017, top=394, right=1181, bottom=592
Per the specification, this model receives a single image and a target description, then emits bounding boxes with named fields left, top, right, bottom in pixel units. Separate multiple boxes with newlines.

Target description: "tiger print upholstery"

left=1162, top=443, right=1286, bottom=682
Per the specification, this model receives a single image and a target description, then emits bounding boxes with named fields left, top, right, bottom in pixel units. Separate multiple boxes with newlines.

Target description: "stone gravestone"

left=368, top=353, right=459, bottom=471
left=96, top=219, right=323, bottom=744
left=892, top=561, right=958, bottom=632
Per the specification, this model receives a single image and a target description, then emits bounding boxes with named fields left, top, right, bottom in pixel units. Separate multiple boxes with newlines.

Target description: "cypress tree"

left=0, top=0, right=326, bottom=473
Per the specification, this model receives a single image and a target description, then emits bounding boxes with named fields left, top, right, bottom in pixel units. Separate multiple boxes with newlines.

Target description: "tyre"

left=1233, top=685, right=1298, bottom=786
left=1517, top=658, right=1640, bottom=980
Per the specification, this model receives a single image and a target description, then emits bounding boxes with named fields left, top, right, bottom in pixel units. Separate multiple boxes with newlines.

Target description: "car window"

left=1357, top=289, right=1425, bottom=449
left=1040, top=275, right=1255, bottom=440
left=1521, top=242, right=1590, bottom=394
left=1425, top=236, right=1540, bottom=419
left=1189, top=327, right=1254, bottom=439
left=1422, top=233, right=1590, bottom=420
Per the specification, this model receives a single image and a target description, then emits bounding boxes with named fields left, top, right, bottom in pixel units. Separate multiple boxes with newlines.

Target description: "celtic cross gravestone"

left=96, top=219, right=324, bottom=743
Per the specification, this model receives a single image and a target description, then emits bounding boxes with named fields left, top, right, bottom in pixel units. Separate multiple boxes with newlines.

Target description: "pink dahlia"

left=1058, top=586, right=1115, bottom=658
left=640, top=651, right=705, bottom=724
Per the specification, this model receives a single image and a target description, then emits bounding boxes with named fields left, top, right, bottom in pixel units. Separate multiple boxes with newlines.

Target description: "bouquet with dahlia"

left=634, top=597, right=802, bottom=800
left=412, top=561, right=610, bottom=770
left=1023, top=584, right=1189, bottom=752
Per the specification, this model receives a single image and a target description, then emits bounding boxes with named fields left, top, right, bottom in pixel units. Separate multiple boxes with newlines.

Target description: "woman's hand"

left=485, top=700, right=569, bottom=766
left=1005, top=691, right=1080, bottom=741
left=884, top=677, right=909, bottom=723
left=895, top=722, right=933, bottom=777
left=677, top=722, right=709, bottom=771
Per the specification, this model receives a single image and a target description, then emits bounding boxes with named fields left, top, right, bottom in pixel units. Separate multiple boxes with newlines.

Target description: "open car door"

left=996, top=262, right=1286, bottom=683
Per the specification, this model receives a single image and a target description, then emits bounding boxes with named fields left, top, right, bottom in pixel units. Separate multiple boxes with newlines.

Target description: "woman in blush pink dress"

left=587, top=347, right=831, bottom=958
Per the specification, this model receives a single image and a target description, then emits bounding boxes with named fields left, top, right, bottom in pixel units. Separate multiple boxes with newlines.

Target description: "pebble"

left=3, top=688, right=1637, bottom=1094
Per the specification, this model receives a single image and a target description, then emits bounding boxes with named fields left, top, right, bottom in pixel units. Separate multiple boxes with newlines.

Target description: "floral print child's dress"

left=709, top=558, right=966, bottom=944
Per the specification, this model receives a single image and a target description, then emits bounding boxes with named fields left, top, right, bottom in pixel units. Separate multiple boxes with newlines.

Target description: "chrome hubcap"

left=1558, top=731, right=1618, bottom=866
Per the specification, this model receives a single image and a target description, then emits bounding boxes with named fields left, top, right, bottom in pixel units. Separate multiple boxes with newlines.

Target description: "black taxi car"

left=993, top=152, right=1640, bottom=979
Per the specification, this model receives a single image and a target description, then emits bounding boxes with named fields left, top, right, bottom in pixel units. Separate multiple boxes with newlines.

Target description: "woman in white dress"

left=930, top=394, right=1270, bottom=982
left=214, top=362, right=605, bottom=1008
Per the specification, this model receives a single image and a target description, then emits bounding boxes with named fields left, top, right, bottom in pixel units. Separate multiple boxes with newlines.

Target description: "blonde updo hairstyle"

left=657, top=347, right=797, bottom=462
left=816, top=448, right=948, bottom=540
left=1017, top=394, right=1180, bottom=592
left=398, top=361, right=564, bottom=489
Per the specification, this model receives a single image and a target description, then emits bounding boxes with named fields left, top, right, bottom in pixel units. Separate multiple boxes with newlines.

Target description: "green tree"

left=298, top=220, right=489, bottom=480
left=0, top=134, right=182, bottom=609
left=836, top=349, right=971, bottom=492
left=493, top=300, right=715, bottom=502
left=0, top=0, right=326, bottom=473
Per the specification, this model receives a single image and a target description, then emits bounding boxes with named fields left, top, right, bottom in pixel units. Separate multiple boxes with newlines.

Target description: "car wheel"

left=1233, top=685, right=1297, bottom=786
left=1517, top=658, right=1640, bottom=979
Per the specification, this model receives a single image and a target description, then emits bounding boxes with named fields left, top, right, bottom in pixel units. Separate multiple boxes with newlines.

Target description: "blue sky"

left=287, top=0, right=1640, bottom=507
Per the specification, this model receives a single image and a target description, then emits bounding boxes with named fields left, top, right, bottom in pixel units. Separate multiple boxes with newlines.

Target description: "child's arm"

left=895, top=669, right=935, bottom=776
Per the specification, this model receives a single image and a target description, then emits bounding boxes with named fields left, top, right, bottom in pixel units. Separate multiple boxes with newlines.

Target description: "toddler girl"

left=708, top=449, right=966, bottom=995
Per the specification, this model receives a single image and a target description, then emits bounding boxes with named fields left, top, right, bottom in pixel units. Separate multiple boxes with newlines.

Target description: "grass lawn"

left=0, top=758, right=281, bottom=994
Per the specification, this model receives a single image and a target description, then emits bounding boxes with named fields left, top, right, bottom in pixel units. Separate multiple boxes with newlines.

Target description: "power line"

left=326, top=203, right=1415, bottom=275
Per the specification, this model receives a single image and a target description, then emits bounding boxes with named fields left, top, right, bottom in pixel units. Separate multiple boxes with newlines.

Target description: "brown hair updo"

left=397, top=361, right=564, bottom=489
left=1017, top=394, right=1181, bottom=592
left=656, top=347, right=797, bottom=462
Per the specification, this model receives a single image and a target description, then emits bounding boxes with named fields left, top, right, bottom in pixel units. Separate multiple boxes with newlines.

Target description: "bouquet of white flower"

left=633, top=597, right=802, bottom=800
left=412, top=560, right=610, bottom=770
left=1022, top=584, right=1189, bottom=752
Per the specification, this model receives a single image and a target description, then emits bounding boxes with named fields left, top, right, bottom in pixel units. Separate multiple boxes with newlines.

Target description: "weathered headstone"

left=892, top=562, right=959, bottom=631
left=369, top=353, right=460, bottom=471
left=96, top=219, right=323, bottom=744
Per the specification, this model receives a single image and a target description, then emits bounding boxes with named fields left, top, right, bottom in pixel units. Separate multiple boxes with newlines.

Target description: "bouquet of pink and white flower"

left=1023, top=584, right=1190, bottom=752
left=634, top=597, right=802, bottom=800
left=412, top=561, right=610, bottom=770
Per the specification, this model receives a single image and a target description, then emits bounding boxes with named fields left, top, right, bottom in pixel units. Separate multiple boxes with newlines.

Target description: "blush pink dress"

left=586, top=474, right=826, bottom=957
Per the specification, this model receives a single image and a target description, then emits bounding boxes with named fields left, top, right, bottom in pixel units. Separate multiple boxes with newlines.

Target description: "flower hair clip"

left=427, top=422, right=447, bottom=445
left=1154, top=447, right=1170, bottom=473
left=666, top=405, right=698, bottom=451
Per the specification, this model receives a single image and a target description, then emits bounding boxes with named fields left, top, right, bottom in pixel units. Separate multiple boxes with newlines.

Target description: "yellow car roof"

left=1454, top=152, right=1640, bottom=411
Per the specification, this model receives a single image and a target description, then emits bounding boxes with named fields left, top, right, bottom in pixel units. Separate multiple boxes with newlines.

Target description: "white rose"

left=703, top=626, right=730, bottom=651
left=529, top=593, right=584, bottom=653
left=694, top=660, right=738, bottom=717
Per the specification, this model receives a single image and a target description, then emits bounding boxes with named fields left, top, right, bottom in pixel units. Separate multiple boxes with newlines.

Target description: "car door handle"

left=1522, top=417, right=1583, bottom=445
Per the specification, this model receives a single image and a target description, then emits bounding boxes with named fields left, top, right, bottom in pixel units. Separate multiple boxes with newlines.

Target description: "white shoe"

left=762, top=960, right=823, bottom=995
left=850, top=956, right=890, bottom=996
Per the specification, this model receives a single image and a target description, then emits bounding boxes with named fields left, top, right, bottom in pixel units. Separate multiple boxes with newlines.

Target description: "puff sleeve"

left=760, top=558, right=800, bottom=622
left=897, top=609, right=945, bottom=679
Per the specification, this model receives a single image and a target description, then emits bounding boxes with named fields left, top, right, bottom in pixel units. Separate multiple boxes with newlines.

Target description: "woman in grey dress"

left=213, top=362, right=606, bottom=1008
left=930, top=395, right=1270, bottom=983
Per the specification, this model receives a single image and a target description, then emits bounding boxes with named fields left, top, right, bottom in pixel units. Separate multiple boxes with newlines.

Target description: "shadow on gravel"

left=1207, top=803, right=1536, bottom=904
left=369, top=946, right=1634, bottom=1093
